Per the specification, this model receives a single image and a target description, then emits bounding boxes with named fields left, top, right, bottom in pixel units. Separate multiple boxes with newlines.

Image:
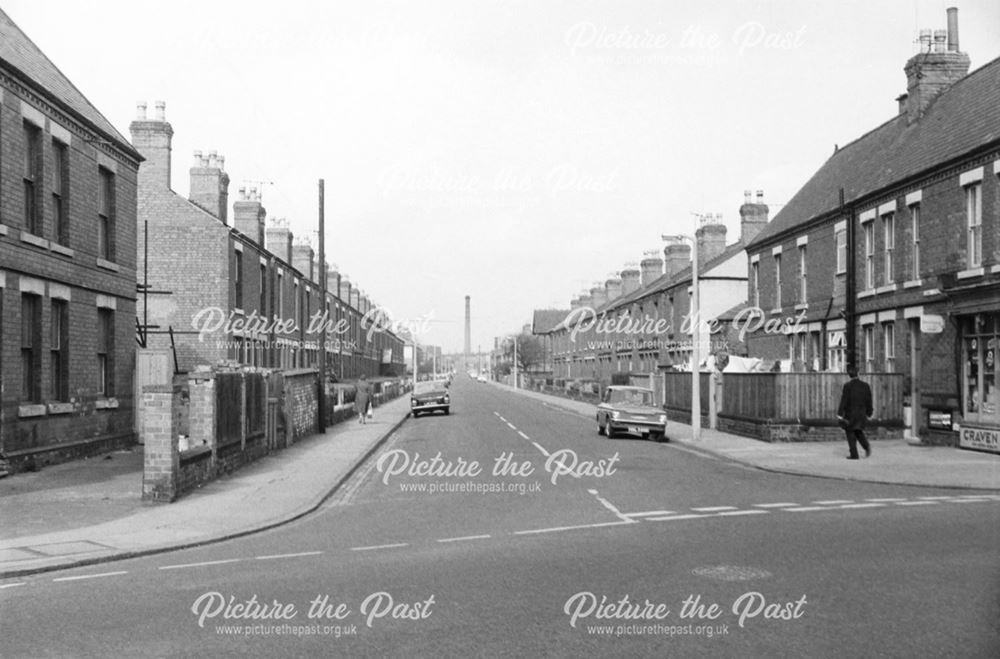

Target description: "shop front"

left=958, top=311, right=1000, bottom=454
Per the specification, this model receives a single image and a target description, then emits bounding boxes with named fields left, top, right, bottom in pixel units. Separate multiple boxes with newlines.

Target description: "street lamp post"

left=663, top=228, right=701, bottom=440
left=513, top=335, right=518, bottom=389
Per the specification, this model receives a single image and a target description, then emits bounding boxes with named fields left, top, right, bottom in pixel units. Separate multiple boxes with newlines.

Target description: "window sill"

left=50, top=243, right=74, bottom=257
left=794, top=303, right=808, bottom=311
left=902, top=279, right=922, bottom=289
left=875, top=283, right=899, bottom=295
left=21, top=231, right=49, bottom=249
left=0, top=224, right=8, bottom=237
left=95, top=397, right=119, bottom=410
left=922, top=288, right=941, bottom=297
left=768, top=308, right=782, bottom=315
left=18, top=404, right=47, bottom=418
left=96, top=258, right=120, bottom=272
left=957, top=267, right=984, bottom=280
left=48, top=402, right=75, bottom=415
left=858, top=290, right=876, bottom=299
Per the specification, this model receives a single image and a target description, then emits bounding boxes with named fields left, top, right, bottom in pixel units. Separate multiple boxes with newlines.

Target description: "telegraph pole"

left=318, top=179, right=327, bottom=433
left=841, top=188, right=856, bottom=370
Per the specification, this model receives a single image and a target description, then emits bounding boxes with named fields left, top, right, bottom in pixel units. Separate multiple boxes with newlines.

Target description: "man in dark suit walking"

left=837, top=366, right=873, bottom=459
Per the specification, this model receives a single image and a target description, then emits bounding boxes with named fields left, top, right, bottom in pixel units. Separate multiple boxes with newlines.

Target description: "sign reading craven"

left=958, top=425, right=1000, bottom=454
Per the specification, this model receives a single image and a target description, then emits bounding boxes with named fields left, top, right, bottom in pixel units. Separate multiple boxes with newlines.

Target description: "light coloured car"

left=596, top=386, right=667, bottom=441
left=411, top=380, right=450, bottom=417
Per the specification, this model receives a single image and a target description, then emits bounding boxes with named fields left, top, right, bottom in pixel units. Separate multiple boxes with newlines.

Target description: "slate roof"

left=532, top=309, right=570, bottom=335
left=0, top=8, right=139, bottom=158
left=748, top=55, right=1000, bottom=248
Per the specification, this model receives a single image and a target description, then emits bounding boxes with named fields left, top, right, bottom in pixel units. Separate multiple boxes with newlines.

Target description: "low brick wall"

left=141, top=369, right=405, bottom=502
left=663, top=406, right=903, bottom=443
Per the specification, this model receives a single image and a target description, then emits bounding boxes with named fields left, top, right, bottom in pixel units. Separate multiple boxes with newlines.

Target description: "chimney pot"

left=744, top=190, right=751, bottom=204
left=218, top=156, right=225, bottom=171
left=933, top=29, right=947, bottom=53
left=208, top=151, right=218, bottom=168
left=756, top=190, right=763, bottom=202
left=947, top=7, right=959, bottom=52
left=154, top=100, right=166, bottom=121
left=193, top=150, right=203, bottom=167
left=136, top=101, right=147, bottom=120
left=918, top=29, right=932, bottom=50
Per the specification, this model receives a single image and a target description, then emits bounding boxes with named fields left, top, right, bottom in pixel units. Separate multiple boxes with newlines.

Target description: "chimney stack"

left=903, top=8, right=970, bottom=123
left=340, top=277, right=352, bottom=304
left=620, top=263, right=641, bottom=296
left=663, top=239, right=691, bottom=278
left=605, top=273, right=623, bottom=302
left=577, top=291, right=593, bottom=310
left=291, top=239, right=314, bottom=281
left=590, top=282, right=608, bottom=309
left=695, top=214, right=727, bottom=264
left=233, top=186, right=267, bottom=246
left=640, top=249, right=664, bottom=287
left=739, top=190, right=769, bottom=245
left=129, top=99, right=173, bottom=189
left=189, top=149, right=230, bottom=223
left=265, top=218, right=293, bottom=264
left=570, top=295, right=581, bottom=311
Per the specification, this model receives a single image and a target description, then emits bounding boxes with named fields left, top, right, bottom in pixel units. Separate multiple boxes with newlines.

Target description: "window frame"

left=97, top=308, right=114, bottom=397
left=20, top=294, right=42, bottom=402
left=798, top=245, right=807, bottom=303
left=863, top=221, right=875, bottom=290
left=883, top=321, right=895, bottom=372
left=97, top=167, right=116, bottom=261
left=50, top=298, right=69, bottom=401
left=23, top=122, right=42, bottom=235
left=51, top=139, right=69, bottom=246
left=966, top=183, right=982, bottom=268
left=835, top=229, right=847, bottom=275
left=882, top=212, right=895, bottom=285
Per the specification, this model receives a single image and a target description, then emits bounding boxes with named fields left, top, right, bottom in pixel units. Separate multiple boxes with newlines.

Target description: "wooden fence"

left=655, top=372, right=904, bottom=423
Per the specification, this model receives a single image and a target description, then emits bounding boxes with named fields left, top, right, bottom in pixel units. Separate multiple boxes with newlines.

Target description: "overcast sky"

left=7, top=0, right=999, bottom=353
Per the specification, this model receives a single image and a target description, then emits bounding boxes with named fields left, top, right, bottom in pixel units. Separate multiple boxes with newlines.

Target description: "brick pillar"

left=188, top=371, right=217, bottom=458
left=142, top=385, right=179, bottom=502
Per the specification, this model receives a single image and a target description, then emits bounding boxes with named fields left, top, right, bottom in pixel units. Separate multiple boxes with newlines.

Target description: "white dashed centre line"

left=588, top=489, right=636, bottom=523
left=517, top=431, right=530, bottom=440
left=437, top=534, right=491, bottom=544
left=646, top=513, right=712, bottom=522
left=255, top=551, right=324, bottom=561
left=0, top=582, right=26, bottom=589
left=160, top=559, right=242, bottom=571
left=895, top=500, right=939, bottom=506
left=783, top=506, right=829, bottom=512
left=531, top=441, right=550, bottom=457
left=917, top=496, right=955, bottom=500
left=350, top=543, right=408, bottom=552
left=52, top=571, right=129, bottom=582
left=514, top=520, right=633, bottom=536
left=838, top=503, right=886, bottom=509
left=753, top=502, right=799, bottom=508
left=813, top=500, right=854, bottom=505
left=865, top=498, right=907, bottom=503
left=715, top=509, right=769, bottom=517
left=691, top=506, right=738, bottom=512
left=626, top=510, right=676, bottom=518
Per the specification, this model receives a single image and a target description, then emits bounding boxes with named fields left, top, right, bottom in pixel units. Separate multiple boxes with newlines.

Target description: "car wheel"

left=444, top=407, right=450, bottom=415
left=412, top=411, right=420, bottom=418
left=649, top=431, right=664, bottom=443
left=606, top=423, right=617, bottom=439
left=597, top=417, right=606, bottom=436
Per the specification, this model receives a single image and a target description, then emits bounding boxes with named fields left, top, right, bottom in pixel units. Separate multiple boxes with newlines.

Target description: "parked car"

left=596, top=386, right=667, bottom=441
left=411, top=380, right=451, bottom=417
left=477, top=374, right=487, bottom=382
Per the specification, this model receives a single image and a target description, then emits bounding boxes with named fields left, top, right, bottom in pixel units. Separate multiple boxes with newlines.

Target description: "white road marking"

left=255, top=551, right=324, bottom=560
left=813, top=500, right=854, bottom=505
left=0, top=582, right=26, bottom=589
left=715, top=509, right=769, bottom=517
left=917, top=496, right=956, bottom=500
left=52, top=571, right=129, bottom=582
left=692, top=506, right=738, bottom=512
left=864, top=498, right=907, bottom=503
left=753, top=502, right=799, bottom=508
left=665, top=444, right=718, bottom=460
left=625, top=510, right=676, bottom=518
left=437, top=534, right=491, bottom=543
left=838, top=503, right=885, bottom=509
left=350, top=543, right=408, bottom=552
left=531, top=441, right=550, bottom=457
left=514, top=521, right=633, bottom=536
left=956, top=494, right=994, bottom=498
left=160, top=559, right=242, bottom=570
left=783, top=506, right=829, bottom=512
left=951, top=498, right=991, bottom=503
left=646, top=513, right=711, bottom=521
left=588, top=489, right=636, bottom=523
left=517, top=431, right=530, bottom=440
left=895, top=500, right=939, bottom=506
left=506, top=422, right=517, bottom=430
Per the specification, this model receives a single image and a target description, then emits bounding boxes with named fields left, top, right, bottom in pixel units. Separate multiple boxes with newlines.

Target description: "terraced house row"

left=0, top=9, right=404, bottom=471
left=539, top=8, right=999, bottom=450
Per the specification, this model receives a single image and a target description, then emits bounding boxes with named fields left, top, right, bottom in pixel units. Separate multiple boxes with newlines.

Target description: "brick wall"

left=284, top=369, right=319, bottom=441
left=1, top=76, right=139, bottom=470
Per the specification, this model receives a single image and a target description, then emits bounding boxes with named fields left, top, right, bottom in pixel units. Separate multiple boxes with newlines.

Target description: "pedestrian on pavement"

left=354, top=374, right=372, bottom=425
left=837, top=366, right=873, bottom=459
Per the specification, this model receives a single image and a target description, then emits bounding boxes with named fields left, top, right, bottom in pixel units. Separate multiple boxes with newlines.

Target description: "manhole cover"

left=692, top=565, right=772, bottom=581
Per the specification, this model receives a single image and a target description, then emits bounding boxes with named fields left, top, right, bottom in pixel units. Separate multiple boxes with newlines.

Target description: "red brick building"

left=0, top=9, right=142, bottom=469
left=744, top=9, right=1000, bottom=448
left=131, top=106, right=404, bottom=379
left=549, top=204, right=766, bottom=384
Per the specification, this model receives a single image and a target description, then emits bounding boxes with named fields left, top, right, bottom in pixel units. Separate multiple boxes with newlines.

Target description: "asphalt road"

left=2, top=375, right=998, bottom=658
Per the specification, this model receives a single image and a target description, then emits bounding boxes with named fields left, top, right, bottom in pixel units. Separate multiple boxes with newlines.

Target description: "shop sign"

left=958, top=425, right=1000, bottom=454
left=920, top=314, right=945, bottom=334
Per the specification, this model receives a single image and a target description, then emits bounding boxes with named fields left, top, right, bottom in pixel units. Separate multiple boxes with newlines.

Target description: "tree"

left=505, top=332, right=545, bottom=374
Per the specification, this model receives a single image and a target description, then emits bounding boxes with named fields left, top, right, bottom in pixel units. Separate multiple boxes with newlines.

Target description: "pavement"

left=1, top=380, right=997, bottom=579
